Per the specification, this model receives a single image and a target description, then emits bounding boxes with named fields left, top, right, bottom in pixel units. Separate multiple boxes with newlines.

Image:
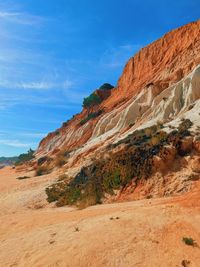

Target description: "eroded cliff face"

left=116, top=20, right=200, bottom=96
left=36, top=20, right=200, bottom=173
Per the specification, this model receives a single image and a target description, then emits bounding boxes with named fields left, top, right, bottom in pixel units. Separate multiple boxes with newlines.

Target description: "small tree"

left=99, top=83, right=114, bottom=90
left=82, top=93, right=102, bottom=109
left=15, top=149, right=35, bottom=165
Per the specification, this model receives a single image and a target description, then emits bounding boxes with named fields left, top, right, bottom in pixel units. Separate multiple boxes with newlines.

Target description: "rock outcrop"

left=37, top=20, right=200, bottom=164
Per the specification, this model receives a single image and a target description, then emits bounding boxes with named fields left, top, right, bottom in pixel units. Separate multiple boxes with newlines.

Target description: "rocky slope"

left=34, top=20, right=200, bottom=207
left=36, top=20, right=200, bottom=161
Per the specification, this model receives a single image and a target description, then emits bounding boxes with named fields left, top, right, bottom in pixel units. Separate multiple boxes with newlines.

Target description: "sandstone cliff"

left=36, top=20, right=200, bottom=166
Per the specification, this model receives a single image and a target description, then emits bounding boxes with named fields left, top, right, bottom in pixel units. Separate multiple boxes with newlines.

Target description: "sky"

left=0, top=0, right=199, bottom=156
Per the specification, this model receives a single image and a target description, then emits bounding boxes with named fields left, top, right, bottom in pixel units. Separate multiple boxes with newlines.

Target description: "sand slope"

left=0, top=167, right=200, bottom=267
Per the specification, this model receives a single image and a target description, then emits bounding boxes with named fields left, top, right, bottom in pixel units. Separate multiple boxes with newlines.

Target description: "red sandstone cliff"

left=36, top=20, right=200, bottom=160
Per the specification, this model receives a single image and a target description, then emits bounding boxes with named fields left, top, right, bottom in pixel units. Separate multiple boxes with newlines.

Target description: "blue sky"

left=0, top=0, right=199, bottom=156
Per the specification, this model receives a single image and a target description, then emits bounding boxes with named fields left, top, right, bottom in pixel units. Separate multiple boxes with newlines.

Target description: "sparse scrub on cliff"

left=178, top=118, right=193, bottom=135
left=45, top=167, right=102, bottom=207
left=103, top=169, right=121, bottom=193
left=46, top=144, right=156, bottom=207
left=150, top=131, right=168, bottom=146
left=80, top=110, right=103, bottom=125
left=45, top=119, right=194, bottom=208
left=56, top=187, right=82, bottom=207
left=58, top=174, right=69, bottom=181
left=99, top=83, right=114, bottom=90
left=83, top=93, right=102, bottom=108
left=15, top=149, right=35, bottom=165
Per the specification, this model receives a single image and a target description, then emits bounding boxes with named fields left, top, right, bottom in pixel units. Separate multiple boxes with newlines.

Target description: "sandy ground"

left=0, top=167, right=200, bottom=267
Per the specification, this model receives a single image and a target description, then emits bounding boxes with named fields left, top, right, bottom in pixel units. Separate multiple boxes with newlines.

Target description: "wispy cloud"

left=0, top=139, right=35, bottom=148
left=0, top=7, right=70, bottom=94
left=19, top=80, right=73, bottom=90
left=0, top=11, right=44, bottom=25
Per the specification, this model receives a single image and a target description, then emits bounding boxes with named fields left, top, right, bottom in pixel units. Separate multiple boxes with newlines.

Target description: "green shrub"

left=56, top=187, right=81, bottom=206
left=182, top=237, right=195, bottom=246
left=103, top=169, right=121, bottom=193
left=15, top=149, right=35, bottom=165
left=46, top=183, right=64, bottom=203
left=83, top=93, right=102, bottom=108
left=99, top=83, right=114, bottom=90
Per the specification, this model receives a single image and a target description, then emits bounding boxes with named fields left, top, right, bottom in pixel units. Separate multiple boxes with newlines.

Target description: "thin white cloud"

left=0, top=11, right=44, bottom=25
left=22, top=81, right=54, bottom=90
left=0, top=79, right=73, bottom=90
left=23, top=80, right=73, bottom=90
left=0, top=11, right=20, bottom=17
left=0, top=139, right=35, bottom=148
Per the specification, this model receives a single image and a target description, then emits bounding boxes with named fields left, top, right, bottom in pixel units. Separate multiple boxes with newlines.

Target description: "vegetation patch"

left=182, top=237, right=196, bottom=247
left=83, top=93, right=102, bottom=109
left=99, top=83, right=114, bottom=90
left=82, top=83, right=114, bottom=109
left=15, top=149, right=35, bottom=165
left=46, top=119, right=193, bottom=208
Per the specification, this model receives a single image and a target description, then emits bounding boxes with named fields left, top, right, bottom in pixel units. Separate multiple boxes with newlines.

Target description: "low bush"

left=58, top=174, right=69, bottom=181
left=99, top=83, right=114, bottom=90
left=15, top=149, right=35, bottom=165
left=178, top=119, right=193, bottom=135
left=103, top=169, right=121, bottom=193
left=46, top=179, right=82, bottom=206
left=182, top=237, right=196, bottom=246
left=83, top=93, right=102, bottom=109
